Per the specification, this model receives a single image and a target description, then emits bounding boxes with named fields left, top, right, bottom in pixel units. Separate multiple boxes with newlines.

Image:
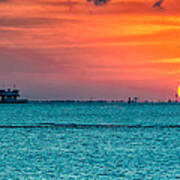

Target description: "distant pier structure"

left=0, top=88, right=28, bottom=103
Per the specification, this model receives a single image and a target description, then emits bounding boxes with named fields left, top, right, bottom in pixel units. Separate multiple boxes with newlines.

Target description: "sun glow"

left=178, top=86, right=180, bottom=97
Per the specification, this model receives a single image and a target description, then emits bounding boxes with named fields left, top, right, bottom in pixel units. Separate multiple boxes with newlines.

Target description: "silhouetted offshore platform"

left=0, top=88, right=28, bottom=103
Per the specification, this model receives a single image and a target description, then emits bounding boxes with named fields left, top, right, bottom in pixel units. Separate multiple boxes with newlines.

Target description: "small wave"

left=0, top=123, right=180, bottom=129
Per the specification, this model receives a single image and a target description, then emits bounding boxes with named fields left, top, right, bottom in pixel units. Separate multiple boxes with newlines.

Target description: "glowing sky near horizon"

left=0, top=0, right=180, bottom=100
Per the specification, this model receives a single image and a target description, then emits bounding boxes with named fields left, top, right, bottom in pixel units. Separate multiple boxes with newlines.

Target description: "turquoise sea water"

left=0, top=102, right=180, bottom=179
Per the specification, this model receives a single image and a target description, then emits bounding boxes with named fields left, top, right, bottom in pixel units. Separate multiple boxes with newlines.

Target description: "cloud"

left=0, top=16, right=80, bottom=29
left=87, top=0, right=110, bottom=6
left=153, top=0, right=165, bottom=9
left=42, top=0, right=81, bottom=10
left=0, top=46, right=81, bottom=74
left=0, top=0, right=9, bottom=3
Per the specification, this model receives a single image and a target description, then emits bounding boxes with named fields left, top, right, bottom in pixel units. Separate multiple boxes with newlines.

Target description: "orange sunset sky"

left=0, top=0, right=180, bottom=100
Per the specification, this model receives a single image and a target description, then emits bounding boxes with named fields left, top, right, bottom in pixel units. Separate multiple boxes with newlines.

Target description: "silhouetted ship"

left=0, top=88, right=28, bottom=104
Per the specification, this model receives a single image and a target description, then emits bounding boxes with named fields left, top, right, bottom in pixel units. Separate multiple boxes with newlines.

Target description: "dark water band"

left=0, top=123, right=179, bottom=129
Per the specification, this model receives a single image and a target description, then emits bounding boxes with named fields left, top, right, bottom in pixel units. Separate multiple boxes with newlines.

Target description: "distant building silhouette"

left=0, top=89, right=20, bottom=101
left=128, top=97, right=132, bottom=104
left=133, top=97, right=138, bottom=103
left=168, top=99, right=172, bottom=103
left=175, top=93, right=178, bottom=102
left=0, top=88, right=28, bottom=103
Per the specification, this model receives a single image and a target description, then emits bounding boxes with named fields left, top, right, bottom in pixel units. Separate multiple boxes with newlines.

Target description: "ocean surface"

left=0, top=102, right=180, bottom=179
